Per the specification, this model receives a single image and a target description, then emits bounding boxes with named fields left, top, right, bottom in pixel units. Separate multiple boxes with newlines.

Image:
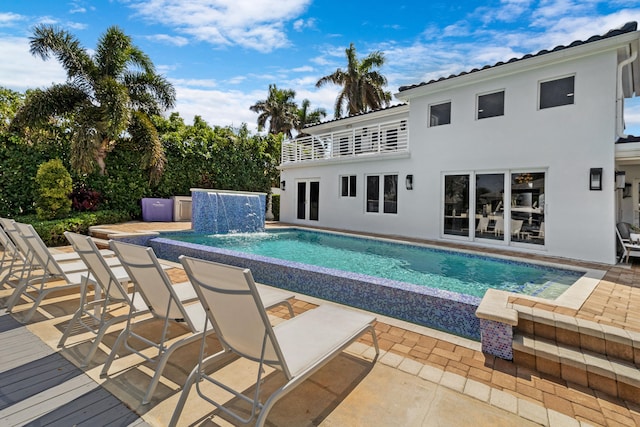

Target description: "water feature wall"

left=191, top=189, right=266, bottom=234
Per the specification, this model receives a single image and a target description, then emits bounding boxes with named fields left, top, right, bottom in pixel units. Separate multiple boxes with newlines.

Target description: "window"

left=341, top=175, right=357, bottom=197
left=366, top=174, right=398, bottom=214
left=430, top=102, right=451, bottom=126
left=539, top=76, right=574, bottom=109
left=366, top=176, right=379, bottom=212
left=477, top=91, right=504, bottom=119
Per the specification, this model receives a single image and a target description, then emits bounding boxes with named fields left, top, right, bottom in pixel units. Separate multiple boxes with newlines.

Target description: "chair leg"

left=142, top=331, right=210, bottom=405
left=168, top=349, right=232, bottom=427
left=100, top=326, right=130, bottom=378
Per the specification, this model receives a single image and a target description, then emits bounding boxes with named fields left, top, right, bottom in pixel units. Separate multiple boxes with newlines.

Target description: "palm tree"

left=11, top=25, right=176, bottom=183
left=316, top=43, right=392, bottom=119
left=250, top=84, right=297, bottom=138
left=295, top=99, right=326, bottom=137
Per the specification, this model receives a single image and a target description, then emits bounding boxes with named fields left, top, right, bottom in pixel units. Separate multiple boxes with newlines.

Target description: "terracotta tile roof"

left=398, top=21, right=638, bottom=93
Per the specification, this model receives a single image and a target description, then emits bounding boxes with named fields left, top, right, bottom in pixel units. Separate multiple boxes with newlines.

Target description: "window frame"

left=365, top=173, right=398, bottom=214
left=539, top=75, right=575, bottom=110
left=477, top=90, right=505, bottom=120
left=429, top=101, right=452, bottom=127
left=340, top=174, right=357, bottom=198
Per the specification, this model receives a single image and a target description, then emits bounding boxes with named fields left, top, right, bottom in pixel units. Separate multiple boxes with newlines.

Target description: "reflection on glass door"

left=297, top=182, right=306, bottom=220
left=444, top=175, right=469, bottom=235
left=309, top=181, right=319, bottom=221
left=511, top=172, right=545, bottom=245
left=475, top=174, right=504, bottom=241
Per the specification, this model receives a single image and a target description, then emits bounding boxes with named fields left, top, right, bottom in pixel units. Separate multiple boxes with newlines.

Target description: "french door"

left=296, top=180, right=319, bottom=221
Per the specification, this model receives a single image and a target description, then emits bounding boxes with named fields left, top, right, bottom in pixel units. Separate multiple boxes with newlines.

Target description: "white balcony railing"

left=281, top=119, right=409, bottom=164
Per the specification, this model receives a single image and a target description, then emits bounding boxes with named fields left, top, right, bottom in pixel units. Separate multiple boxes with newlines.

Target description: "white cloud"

left=146, top=33, right=189, bottom=47
left=0, top=12, right=24, bottom=26
left=0, top=37, right=66, bottom=91
left=293, top=17, right=315, bottom=32
left=625, top=98, right=640, bottom=137
left=171, top=84, right=264, bottom=131
left=291, top=65, right=314, bottom=73
left=126, top=0, right=312, bottom=52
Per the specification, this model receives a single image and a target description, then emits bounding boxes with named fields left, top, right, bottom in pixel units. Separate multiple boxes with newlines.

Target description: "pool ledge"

left=475, top=289, right=518, bottom=326
left=475, top=268, right=605, bottom=360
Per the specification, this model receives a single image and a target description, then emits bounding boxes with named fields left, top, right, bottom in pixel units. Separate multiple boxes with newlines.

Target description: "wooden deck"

left=0, top=310, right=148, bottom=427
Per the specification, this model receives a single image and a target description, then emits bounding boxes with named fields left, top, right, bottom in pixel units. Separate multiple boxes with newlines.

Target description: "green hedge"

left=0, top=115, right=282, bottom=223
left=15, top=210, right=132, bottom=246
left=271, top=194, right=280, bottom=221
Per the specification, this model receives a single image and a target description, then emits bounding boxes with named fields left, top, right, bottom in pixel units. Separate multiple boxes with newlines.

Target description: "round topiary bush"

left=35, top=159, right=73, bottom=220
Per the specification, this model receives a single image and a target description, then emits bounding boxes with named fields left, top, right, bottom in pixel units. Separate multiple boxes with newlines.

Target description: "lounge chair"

left=101, top=241, right=295, bottom=405
left=476, top=217, right=490, bottom=235
left=0, top=219, right=116, bottom=300
left=493, top=217, right=504, bottom=236
left=58, top=232, right=147, bottom=367
left=0, top=225, right=28, bottom=289
left=511, top=219, right=524, bottom=239
left=616, top=223, right=640, bottom=263
left=4, top=222, right=118, bottom=322
left=170, top=256, right=379, bottom=427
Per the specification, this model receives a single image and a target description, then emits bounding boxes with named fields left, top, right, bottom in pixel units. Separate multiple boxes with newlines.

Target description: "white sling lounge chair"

left=0, top=225, right=28, bottom=289
left=58, top=232, right=148, bottom=367
left=0, top=218, right=116, bottom=307
left=170, top=256, right=379, bottom=427
left=4, top=222, right=119, bottom=322
left=101, top=241, right=295, bottom=405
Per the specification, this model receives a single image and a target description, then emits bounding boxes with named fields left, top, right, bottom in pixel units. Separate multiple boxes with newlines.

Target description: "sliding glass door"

left=475, top=173, right=504, bottom=241
left=511, top=172, right=545, bottom=245
left=444, top=175, right=469, bottom=236
left=443, top=171, right=545, bottom=245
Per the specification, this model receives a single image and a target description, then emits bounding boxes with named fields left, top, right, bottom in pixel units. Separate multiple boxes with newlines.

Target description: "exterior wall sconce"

left=589, top=168, right=602, bottom=191
left=406, top=174, right=414, bottom=190
left=280, top=180, right=286, bottom=191
left=615, top=171, right=626, bottom=189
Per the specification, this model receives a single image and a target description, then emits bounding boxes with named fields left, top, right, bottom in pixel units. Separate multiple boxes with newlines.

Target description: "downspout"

left=616, top=46, right=638, bottom=139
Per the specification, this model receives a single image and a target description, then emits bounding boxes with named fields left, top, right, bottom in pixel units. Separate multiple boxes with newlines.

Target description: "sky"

left=1, top=0, right=640, bottom=135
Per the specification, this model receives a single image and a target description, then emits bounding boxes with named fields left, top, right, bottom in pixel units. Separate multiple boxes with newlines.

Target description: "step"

left=513, top=332, right=640, bottom=404
left=514, top=304, right=640, bottom=366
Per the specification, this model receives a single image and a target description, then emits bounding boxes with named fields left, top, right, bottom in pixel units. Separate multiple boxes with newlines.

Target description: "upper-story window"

left=539, top=76, right=575, bottom=109
left=477, top=91, right=505, bottom=119
left=430, top=102, right=451, bottom=126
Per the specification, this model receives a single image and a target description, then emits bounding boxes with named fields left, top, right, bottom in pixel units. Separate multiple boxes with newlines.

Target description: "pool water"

left=162, top=229, right=583, bottom=299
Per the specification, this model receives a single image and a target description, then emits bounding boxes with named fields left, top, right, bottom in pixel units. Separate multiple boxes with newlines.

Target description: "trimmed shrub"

left=34, top=159, right=72, bottom=220
left=271, top=194, right=280, bottom=221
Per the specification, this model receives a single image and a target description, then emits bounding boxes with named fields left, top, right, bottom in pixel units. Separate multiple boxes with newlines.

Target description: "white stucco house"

left=278, top=22, right=640, bottom=265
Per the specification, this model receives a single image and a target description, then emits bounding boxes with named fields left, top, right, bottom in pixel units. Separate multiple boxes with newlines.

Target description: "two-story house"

left=278, top=22, right=640, bottom=265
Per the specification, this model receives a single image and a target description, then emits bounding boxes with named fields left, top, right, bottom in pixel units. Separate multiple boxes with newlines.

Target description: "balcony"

left=281, top=119, right=409, bottom=165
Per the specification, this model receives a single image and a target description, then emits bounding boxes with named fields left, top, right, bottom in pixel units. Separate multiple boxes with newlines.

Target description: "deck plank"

left=0, top=311, right=147, bottom=426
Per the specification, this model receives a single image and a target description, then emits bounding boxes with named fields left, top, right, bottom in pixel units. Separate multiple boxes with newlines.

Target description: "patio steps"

left=512, top=306, right=640, bottom=404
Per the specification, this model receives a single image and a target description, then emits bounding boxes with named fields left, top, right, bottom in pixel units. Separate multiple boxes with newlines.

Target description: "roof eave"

left=396, top=30, right=640, bottom=101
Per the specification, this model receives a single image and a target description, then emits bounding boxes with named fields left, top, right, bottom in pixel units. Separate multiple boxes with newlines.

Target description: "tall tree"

left=316, top=43, right=391, bottom=119
left=11, top=25, right=176, bottom=183
left=295, top=98, right=326, bottom=137
left=0, top=87, right=24, bottom=132
left=250, top=84, right=297, bottom=138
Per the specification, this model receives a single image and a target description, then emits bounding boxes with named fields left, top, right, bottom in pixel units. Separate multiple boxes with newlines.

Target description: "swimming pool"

left=158, top=229, right=582, bottom=299
left=123, top=228, right=586, bottom=340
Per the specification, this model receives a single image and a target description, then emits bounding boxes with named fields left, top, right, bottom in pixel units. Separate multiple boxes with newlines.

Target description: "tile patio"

left=1, top=220, right=639, bottom=426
